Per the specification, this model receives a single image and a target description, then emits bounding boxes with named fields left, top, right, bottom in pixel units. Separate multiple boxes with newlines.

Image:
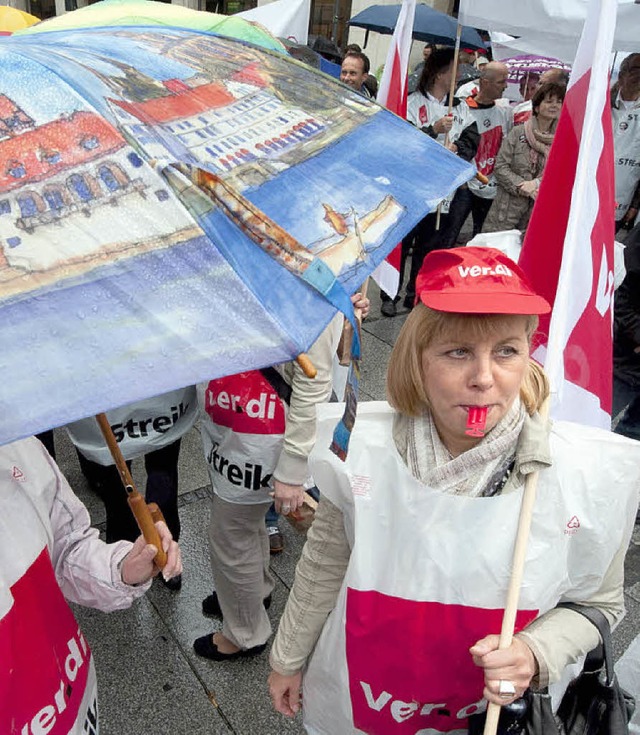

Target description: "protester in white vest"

left=66, top=387, right=197, bottom=591
left=0, top=436, right=181, bottom=735
left=380, top=48, right=479, bottom=317
left=193, top=294, right=369, bottom=662
left=268, top=247, right=640, bottom=735
left=438, top=63, right=513, bottom=252
left=612, top=53, right=640, bottom=232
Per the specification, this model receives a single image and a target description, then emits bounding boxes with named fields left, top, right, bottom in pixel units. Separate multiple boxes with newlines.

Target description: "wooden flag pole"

left=482, top=398, right=549, bottom=735
left=95, top=413, right=168, bottom=568
left=436, top=23, right=463, bottom=231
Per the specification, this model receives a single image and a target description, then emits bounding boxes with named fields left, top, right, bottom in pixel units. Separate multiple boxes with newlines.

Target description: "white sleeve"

left=39, top=444, right=151, bottom=611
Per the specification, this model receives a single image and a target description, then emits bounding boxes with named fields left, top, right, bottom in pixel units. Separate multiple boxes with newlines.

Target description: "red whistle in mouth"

left=465, top=406, right=488, bottom=437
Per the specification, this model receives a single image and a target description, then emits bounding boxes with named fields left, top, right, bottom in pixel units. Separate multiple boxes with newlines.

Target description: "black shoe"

left=380, top=300, right=397, bottom=317
left=160, top=573, right=182, bottom=592
left=202, top=591, right=272, bottom=618
left=193, top=634, right=266, bottom=661
left=403, top=293, right=416, bottom=310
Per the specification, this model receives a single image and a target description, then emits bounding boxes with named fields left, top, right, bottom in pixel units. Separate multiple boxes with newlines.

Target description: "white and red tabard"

left=512, top=100, right=532, bottom=125
left=198, top=370, right=289, bottom=504
left=0, top=438, right=147, bottom=734
left=0, top=442, right=98, bottom=735
left=612, top=96, right=640, bottom=222
left=466, top=101, right=513, bottom=200
left=302, top=402, right=640, bottom=735
left=0, top=549, right=98, bottom=735
left=406, top=92, right=475, bottom=147
left=66, top=387, right=197, bottom=464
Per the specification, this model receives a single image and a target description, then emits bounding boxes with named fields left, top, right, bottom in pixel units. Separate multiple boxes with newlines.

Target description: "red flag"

left=519, top=0, right=616, bottom=429
left=372, top=0, right=416, bottom=298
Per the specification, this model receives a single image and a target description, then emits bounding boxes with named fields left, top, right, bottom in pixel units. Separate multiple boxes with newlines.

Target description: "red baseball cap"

left=416, top=247, right=551, bottom=315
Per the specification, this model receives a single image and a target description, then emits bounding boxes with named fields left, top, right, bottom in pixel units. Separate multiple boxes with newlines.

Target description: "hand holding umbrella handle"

left=126, top=492, right=168, bottom=568
left=95, top=413, right=168, bottom=569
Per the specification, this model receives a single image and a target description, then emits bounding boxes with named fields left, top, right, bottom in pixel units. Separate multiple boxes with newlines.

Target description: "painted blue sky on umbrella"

left=0, top=27, right=473, bottom=444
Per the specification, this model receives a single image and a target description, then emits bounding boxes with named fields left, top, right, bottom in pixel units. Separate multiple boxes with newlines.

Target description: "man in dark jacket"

left=613, top=221, right=640, bottom=439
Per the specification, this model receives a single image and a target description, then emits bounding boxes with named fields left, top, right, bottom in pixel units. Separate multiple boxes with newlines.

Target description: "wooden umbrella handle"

left=476, top=171, right=490, bottom=185
left=95, top=413, right=167, bottom=568
left=296, top=353, right=317, bottom=378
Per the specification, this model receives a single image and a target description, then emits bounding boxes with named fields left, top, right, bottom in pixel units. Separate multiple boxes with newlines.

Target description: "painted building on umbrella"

left=89, top=52, right=331, bottom=191
left=0, top=92, right=200, bottom=290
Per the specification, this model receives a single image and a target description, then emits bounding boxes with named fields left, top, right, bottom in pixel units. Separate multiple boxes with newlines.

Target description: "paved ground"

left=54, top=286, right=640, bottom=735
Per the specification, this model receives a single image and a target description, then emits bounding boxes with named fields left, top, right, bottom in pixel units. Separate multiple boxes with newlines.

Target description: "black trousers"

left=436, top=186, right=494, bottom=249
left=77, top=439, right=182, bottom=543
left=36, top=430, right=56, bottom=461
left=380, top=211, right=447, bottom=303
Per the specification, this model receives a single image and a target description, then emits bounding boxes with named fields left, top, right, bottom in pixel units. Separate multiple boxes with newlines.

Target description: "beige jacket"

left=482, top=123, right=546, bottom=234
left=272, top=314, right=342, bottom=486
left=270, top=411, right=626, bottom=688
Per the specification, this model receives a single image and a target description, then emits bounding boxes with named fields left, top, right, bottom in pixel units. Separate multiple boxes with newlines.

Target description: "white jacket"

left=612, top=92, right=640, bottom=221
left=0, top=437, right=150, bottom=734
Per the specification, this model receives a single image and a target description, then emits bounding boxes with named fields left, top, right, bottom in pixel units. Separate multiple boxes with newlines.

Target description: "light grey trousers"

left=208, top=494, right=275, bottom=650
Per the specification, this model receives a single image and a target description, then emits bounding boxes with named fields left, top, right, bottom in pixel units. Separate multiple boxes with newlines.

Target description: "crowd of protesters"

left=4, top=30, right=640, bottom=735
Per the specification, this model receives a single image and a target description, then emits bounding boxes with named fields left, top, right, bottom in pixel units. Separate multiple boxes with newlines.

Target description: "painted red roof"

left=113, top=82, right=234, bottom=124
left=0, top=94, right=21, bottom=117
left=231, top=62, right=268, bottom=89
left=0, top=111, right=124, bottom=193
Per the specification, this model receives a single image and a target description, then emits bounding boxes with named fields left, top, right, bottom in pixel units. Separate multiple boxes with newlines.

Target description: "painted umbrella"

left=0, top=5, right=39, bottom=35
left=502, top=55, right=572, bottom=83
left=17, top=0, right=284, bottom=51
left=0, top=26, right=474, bottom=448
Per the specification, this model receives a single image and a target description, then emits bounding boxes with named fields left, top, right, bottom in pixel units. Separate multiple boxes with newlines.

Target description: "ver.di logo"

left=564, top=515, right=581, bottom=535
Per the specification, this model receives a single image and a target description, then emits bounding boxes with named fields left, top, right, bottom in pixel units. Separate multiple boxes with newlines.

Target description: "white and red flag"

left=372, top=0, right=416, bottom=298
left=518, top=0, right=616, bottom=429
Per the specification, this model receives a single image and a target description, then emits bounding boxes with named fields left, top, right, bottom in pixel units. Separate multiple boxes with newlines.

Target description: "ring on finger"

left=281, top=504, right=291, bottom=513
left=498, top=679, right=517, bottom=699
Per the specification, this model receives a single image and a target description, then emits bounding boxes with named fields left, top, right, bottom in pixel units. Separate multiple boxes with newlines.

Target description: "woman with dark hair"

left=380, top=49, right=479, bottom=316
left=483, top=81, right=565, bottom=234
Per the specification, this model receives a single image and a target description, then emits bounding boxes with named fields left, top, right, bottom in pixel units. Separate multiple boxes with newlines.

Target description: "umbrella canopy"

left=0, top=5, right=39, bottom=34
left=502, top=54, right=571, bottom=83
left=0, top=26, right=474, bottom=446
left=348, top=3, right=485, bottom=50
left=17, top=0, right=285, bottom=52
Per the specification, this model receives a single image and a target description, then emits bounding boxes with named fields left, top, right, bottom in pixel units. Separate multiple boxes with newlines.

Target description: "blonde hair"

left=386, top=304, right=549, bottom=417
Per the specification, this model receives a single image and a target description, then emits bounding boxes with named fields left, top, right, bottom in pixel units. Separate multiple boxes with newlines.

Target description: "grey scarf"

left=406, top=400, right=527, bottom=497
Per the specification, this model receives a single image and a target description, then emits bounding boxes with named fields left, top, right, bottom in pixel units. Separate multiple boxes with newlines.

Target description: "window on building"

left=309, top=0, right=351, bottom=50
left=68, top=174, right=93, bottom=202
left=80, top=136, right=99, bottom=151
left=204, top=1, right=258, bottom=12
left=7, top=162, right=26, bottom=179
left=127, top=152, right=144, bottom=168
left=17, top=195, right=38, bottom=219
left=44, top=189, right=65, bottom=211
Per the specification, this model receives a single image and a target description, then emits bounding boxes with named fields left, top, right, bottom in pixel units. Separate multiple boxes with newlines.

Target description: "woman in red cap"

left=268, top=247, right=640, bottom=734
